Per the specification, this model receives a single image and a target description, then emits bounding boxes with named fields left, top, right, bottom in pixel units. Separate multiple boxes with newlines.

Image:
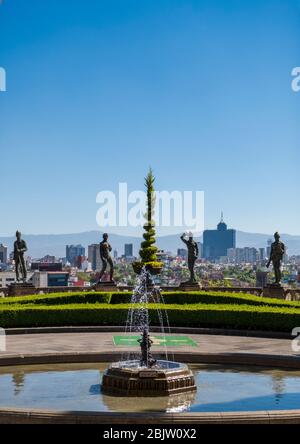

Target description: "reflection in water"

left=12, top=372, right=25, bottom=396
left=101, top=388, right=196, bottom=413
left=1, top=363, right=300, bottom=413
left=271, top=374, right=286, bottom=405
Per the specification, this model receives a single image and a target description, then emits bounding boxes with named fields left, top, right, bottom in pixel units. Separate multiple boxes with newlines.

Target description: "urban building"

left=0, top=244, right=7, bottom=264
left=66, top=245, right=85, bottom=267
left=259, top=248, right=266, bottom=262
left=177, top=248, right=187, bottom=259
left=266, top=239, right=272, bottom=260
left=32, top=271, right=69, bottom=288
left=124, top=244, right=133, bottom=258
left=227, top=247, right=259, bottom=264
left=31, top=262, right=63, bottom=272
left=0, top=271, right=34, bottom=288
left=203, top=215, right=236, bottom=261
left=197, top=242, right=203, bottom=259
left=88, top=244, right=102, bottom=271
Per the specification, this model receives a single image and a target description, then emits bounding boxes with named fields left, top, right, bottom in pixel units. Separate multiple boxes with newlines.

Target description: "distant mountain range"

left=1, top=231, right=299, bottom=258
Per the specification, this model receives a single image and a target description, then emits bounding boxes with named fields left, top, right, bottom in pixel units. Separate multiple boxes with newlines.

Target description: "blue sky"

left=0, top=0, right=299, bottom=236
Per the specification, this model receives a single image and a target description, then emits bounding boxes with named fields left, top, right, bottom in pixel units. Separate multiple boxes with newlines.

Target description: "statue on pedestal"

left=13, top=231, right=28, bottom=283
left=267, top=232, right=286, bottom=285
left=180, top=232, right=199, bottom=284
left=97, top=233, right=114, bottom=283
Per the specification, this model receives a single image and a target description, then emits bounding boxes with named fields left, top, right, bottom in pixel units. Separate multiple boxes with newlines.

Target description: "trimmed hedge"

left=1, top=290, right=300, bottom=310
left=110, top=291, right=300, bottom=309
left=0, top=302, right=300, bottom=332
left=0, top=292, right=112, bottom=306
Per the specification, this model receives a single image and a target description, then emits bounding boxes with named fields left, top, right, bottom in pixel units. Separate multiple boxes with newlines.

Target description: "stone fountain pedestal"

left=102, top=360, right=196, bottom=397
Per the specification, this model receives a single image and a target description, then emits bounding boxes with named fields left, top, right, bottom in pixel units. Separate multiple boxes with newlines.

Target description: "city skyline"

left=1, top=0, right=300, bottom=236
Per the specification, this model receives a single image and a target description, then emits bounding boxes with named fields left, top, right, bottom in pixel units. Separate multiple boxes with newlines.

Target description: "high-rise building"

left=259, top=248, right=266, bottom=262
left=203, top=215, right=236, bottom=261
left=197, top=242, right=203, bottom=259
left=227, top=247, right=259, bottom=264
left=88, top=244, right=102, bottom=271
left=124, top=244, right=133, bottom=258
left=66, top=245, right=85, bottom=266
left=177, top=248, right=187, bottom=259
left=0, top=244, right=7, bottom=264
left=266, top=239, right=273, bottom=260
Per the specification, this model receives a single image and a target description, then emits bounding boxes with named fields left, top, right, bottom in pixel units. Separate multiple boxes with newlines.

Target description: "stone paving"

left=0, top=332, right=297, bottom=358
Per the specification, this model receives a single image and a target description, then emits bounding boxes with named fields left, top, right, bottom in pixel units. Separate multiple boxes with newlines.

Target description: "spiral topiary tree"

left=140, top=168, right=158, bottom=263
left=132, top=169, right=163, bottom=275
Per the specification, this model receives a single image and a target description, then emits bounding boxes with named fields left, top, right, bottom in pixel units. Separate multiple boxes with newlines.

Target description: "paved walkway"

left=0, top=332, right=297, bottom=358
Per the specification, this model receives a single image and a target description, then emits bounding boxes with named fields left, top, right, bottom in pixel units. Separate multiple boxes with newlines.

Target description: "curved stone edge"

left=1, top=408, right=300, bottom=424
left=1, top=351, right=300, bottom=369
left=4, top=326, right=292, bottom=340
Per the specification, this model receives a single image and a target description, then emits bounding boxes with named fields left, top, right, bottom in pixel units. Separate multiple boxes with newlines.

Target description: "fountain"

left=101, top=170, right=196, bottom=397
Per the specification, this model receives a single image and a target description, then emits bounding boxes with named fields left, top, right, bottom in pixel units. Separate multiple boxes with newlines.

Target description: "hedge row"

left=0, top=292, right=112, bottom=306
left=110, top=291, right=300, bottom=309
left=1, top=290, right=300, bottom=309
left=0, top=303, right=300, bottom=332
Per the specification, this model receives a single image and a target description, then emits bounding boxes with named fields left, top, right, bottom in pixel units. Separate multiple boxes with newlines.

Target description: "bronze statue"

left=97, top=233, right=114, bottom=283
left=180, top=232, right=199, bottom=283
left=267, top=232, right=286, bottom=285
left=13, top=231, right=28, bottom=283
left=138, top=329, right=157, bottom=368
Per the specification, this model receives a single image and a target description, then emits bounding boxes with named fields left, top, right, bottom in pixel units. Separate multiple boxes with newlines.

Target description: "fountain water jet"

left=102, top=266, right=196, bottom=396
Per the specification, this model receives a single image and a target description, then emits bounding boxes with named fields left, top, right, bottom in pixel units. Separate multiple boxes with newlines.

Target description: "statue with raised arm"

left=180, top=232, right=199, bottom=283
left=97, top=233, right=114, bottom=283
left=267, top=232, right=286, bottom=285
left=14, top=231, right=28, bottom=283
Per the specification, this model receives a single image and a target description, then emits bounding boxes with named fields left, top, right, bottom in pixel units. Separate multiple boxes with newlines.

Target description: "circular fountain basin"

left=102, top=360, right=196, bottom=396
left=2, top=362, right=300, bottom=419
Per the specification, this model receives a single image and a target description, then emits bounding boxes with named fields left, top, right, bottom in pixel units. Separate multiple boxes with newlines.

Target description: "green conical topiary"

left=132, top=168, right=163, bottom=275
left=139, top=168, right=158, bottom=263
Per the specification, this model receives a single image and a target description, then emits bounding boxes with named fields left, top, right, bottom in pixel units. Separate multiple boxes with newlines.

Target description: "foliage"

left=0, top=302, right=300, bottom=332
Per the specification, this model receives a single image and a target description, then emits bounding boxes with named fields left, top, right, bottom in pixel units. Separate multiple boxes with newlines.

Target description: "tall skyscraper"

left=177, top=248, right=187, bottom=259
left=124, top=244, right=133, bottom=258
left=197, top=242, right=203, bottom=259
left=0, top=244, right=7, bottom=264
left=88, top=244, right=102, bottom=271
left=203, top=214, right=236, bottom=261
left=259, top=248, right=266, bottom=262
left=66, top=245, right=85, bottom=266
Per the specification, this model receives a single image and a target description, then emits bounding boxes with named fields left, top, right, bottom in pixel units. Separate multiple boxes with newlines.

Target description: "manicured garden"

left=0, top=290, right=299, bottom=332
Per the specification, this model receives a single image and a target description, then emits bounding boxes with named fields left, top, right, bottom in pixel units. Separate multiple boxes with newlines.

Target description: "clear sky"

left=0, top=0, right=299, bottom=236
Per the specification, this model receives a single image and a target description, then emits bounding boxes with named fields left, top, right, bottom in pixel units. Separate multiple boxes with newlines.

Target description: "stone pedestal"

left=263, top=284, right=286, bottom=300
left=93, top=281, right=119, bottom=292
left=8, top=283, right=35, bottom=297
left=102, top=360, right=196, bottom=397
left=179, top=281, right=200, bottom=291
